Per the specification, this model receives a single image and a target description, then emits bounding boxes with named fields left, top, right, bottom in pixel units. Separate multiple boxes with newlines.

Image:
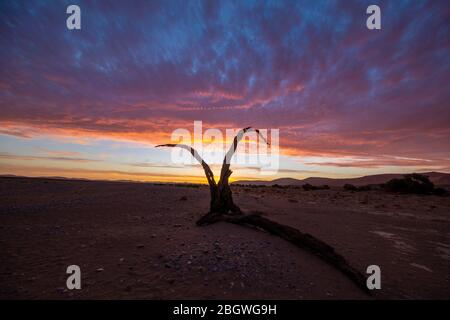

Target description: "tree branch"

left=156, top=144, right=217, bottom=188
left=219, top=127, right=269, bottom=186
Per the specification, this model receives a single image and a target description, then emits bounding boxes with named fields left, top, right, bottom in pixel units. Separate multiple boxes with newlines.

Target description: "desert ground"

left=0, top=176, right=449, bottom=299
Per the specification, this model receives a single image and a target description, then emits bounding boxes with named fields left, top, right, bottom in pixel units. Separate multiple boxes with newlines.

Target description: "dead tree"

left=156, top=127, right=370, bottom=295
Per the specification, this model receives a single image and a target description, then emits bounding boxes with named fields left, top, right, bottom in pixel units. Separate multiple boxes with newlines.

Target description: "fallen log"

left=197, top=211, right=371, bottom=295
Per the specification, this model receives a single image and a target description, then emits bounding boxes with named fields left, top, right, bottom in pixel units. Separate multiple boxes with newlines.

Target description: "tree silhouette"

left=157, top=127, right=370, bottom=295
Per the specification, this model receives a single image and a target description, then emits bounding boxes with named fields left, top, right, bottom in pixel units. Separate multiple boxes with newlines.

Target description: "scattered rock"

left=56, top=287, right=66, bottom=294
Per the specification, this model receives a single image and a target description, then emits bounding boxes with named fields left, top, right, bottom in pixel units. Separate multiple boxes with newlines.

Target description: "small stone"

left=56, top=287, right=66, bottom=293
left=136, top=244, right=145, bottom=249
left=96, top=268, right=104, bottom=272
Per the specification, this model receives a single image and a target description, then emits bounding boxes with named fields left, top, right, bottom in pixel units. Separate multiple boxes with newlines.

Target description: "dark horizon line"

left=1, top=170, right=449, bottom=186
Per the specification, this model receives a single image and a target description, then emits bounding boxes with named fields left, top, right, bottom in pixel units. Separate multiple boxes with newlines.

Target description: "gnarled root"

left=196, top=211, right=371, bottom=295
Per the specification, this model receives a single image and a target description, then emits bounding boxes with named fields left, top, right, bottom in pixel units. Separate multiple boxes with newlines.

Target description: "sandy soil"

left=0, top=177, right=449, bottom=299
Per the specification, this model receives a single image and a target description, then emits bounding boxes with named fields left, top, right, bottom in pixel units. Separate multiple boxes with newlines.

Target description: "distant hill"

left=233, top=172, right=450, bottom=187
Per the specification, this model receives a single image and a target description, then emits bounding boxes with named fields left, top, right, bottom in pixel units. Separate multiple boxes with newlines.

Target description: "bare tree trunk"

left=156, top=127, right=370, bottom=296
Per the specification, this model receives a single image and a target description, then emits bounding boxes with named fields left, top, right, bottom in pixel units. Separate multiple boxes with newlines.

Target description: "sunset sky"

left=1, top=0, right=449, bottom=183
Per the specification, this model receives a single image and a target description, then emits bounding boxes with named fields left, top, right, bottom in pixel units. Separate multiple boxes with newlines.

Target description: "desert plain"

left=0, top=176, right=449, bottom=299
